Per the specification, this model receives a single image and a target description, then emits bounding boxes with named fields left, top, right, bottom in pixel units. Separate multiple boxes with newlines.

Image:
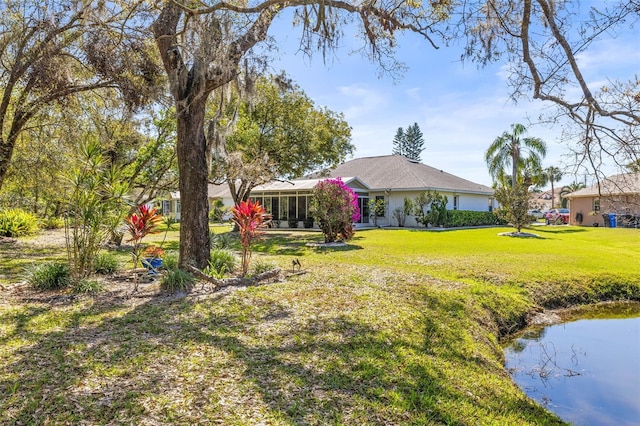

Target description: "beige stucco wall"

left=568, top=198, right=598, bottom=226
left=569, top=194, right=640, bottom=226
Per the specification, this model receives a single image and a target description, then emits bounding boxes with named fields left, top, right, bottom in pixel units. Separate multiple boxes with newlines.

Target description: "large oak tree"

left=0, top=0, right=162, bottom=190
left=152, top=0, right=639, bottom=269
left=151, top=0, right=452, bottom=269
left=212, top=73, right=354, bottom=205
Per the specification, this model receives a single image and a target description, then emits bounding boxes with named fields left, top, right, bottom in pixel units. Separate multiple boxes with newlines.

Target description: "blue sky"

left=267, top=8, right=640, bottom=188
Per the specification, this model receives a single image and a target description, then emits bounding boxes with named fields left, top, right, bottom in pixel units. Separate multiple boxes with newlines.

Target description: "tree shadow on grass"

left=0, top=290, right=563, bottom=425
left=532, top=227, right=588, bottom=235
left=0, top=243, right=65, bottom=280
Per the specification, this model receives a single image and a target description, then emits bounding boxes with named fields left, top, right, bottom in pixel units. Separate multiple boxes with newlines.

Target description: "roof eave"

left=368, top=187, right=494, bottom=195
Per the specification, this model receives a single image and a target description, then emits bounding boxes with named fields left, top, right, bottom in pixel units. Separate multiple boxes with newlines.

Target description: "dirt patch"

left=498, top=231, right=540, bottom=238
left=305, top=241, right=347, bottom=248
left=20, top=228, right=68, bottom=246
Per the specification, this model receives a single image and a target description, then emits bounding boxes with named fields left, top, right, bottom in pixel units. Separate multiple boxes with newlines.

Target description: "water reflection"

left=504, top=303, right=640, bottom=426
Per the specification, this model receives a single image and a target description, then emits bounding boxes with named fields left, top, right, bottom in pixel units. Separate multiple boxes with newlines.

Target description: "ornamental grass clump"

left=231, top=199, right=271, bottom=276
left=25, top=262, right=70, bottom=290
left=309, top=177, right=361, bottom=243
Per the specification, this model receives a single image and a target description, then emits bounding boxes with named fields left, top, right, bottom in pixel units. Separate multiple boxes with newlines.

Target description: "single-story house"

left=303, top=155, right=495, bottom=227
left=161, top=155, right=495, bottom=228
left=252, top=155, right=495, bottom=227
left=160, top=184, right=234, bottom=221
left=565, top=172, right=640, bottom=227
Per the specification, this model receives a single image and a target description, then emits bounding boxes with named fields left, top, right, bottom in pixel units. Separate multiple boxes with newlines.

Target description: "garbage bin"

left=609, top=213, right=617, bottom=228
left=602, top=214, right=610, bottom=227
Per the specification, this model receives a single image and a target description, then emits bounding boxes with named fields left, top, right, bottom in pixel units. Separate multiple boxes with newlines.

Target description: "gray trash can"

left=609, top=213, right=617, bottom=228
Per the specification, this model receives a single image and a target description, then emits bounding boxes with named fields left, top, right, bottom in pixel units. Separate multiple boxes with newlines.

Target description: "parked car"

left=546, top=208, right=570, bottom=225
left=527, top=209, right=545, bottom=219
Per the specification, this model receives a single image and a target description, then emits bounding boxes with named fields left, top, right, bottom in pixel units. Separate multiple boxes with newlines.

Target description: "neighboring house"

left=565, top=172, right=640, bottom=226
left=162, top=155, right=495, bottom=228
left=160, top=184, right=234, bottom=221
left=530, top=189, right=561, bottom=211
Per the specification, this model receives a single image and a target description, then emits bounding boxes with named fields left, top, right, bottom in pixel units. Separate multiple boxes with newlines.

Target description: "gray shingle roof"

left=308, top=155, right=494, bottom=195
left=566, top=172, right=640, bottom=198
left=252, top=177, right=369, bottom=192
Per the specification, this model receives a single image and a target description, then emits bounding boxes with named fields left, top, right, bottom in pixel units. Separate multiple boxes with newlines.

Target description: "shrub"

left=287, top=217, right=298, bottom=228
left=25, top=262, right=70, bottom=290
left=72, top=279, right=103, bottom=294
left=309, top=178, right=360, bottom=243
left=414, top=190, right=448, bottom=227
left=209, top=199, right=227, bottom=222
left=444, top=210, right=502, bottom=227
left=251, top=259, right=276, bottom=276
left=93, top=252, right=120, bottom=275
left=494, top=184, right=531, bottom=232
left=203, top=264, right=226, bottom=279
left=64, top=140, right=130, bottom=279
left=209, top=249, right=237, bottom=275
left=162, top=251, right=179, bottom=271
left=231, top=199, right=271, bottom=276
left=368, top=198, right=387, bottom=227
left=210, top=232, right=235, bottom=249
left=125, top=204, right=163, bottom=269
left=161, top=269, right=194, bottom=293
left=40, top=216, right=65, bottom=230
left=0, top=208, right=39, bottom=237
left=303, top=217, right=314, bottom=228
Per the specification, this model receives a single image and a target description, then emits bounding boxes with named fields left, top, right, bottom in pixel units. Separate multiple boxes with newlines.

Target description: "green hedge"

left=443, top=210, right=504, bottom=228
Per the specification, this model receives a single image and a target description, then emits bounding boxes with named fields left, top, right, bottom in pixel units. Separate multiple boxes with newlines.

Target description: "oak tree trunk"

left=176, top=97, right=211, bottom=269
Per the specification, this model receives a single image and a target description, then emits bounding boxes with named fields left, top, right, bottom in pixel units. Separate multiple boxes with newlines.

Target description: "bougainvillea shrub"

left=309, top=177, right=360, bottom=243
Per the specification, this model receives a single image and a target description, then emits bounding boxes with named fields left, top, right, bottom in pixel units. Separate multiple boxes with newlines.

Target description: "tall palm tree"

left=544, top=166, right=563, bottom=208
left=484, top=123, right=547, bottom=187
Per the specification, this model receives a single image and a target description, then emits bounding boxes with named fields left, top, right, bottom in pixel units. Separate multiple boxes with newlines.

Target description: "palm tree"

left=560, top=181, right=586, bottom=208
left=485, top=123, right=547, bottom=187
left=543, top=166, right=563, bottom=208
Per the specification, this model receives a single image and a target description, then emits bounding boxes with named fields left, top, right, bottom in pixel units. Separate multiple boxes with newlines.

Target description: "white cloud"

left=575, top=37, right=640, bottom=77
left=335, top=84, right=388, bottom=120
left=405, top=87, right=422, bottom=101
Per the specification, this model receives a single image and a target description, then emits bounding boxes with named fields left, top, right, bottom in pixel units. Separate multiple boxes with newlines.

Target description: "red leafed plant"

left=126, top=205, right=163, bottom=270
left=231, top=199, right=271, bottom=276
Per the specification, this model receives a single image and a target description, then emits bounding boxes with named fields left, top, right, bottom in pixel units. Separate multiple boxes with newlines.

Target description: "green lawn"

left=1, top=225, right=639, bottom=424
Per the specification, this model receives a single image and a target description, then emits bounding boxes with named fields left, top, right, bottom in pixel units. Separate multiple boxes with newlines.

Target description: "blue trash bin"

left=609, top=213, right=617, bottom=228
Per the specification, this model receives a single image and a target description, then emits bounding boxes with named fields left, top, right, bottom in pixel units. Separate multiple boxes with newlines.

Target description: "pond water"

left=504, top=303, right=640, bottom=425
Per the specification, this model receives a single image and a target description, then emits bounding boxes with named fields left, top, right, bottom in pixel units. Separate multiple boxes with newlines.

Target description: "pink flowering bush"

left=309, top=178, right=360, bottom=243
left=231, top=199, right=271, bottom=276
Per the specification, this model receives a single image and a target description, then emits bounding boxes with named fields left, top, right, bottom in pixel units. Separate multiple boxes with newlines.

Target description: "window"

left=297, top=196, right=308, bottom=220
left=288, top=196, right=297, bottom=219
left=279, top=197, right=288, bottom=221
left=176, top=200, right=181, bottom=213
left=453, top=196, right=459, bottom=211
left=488, top=198, right=494, bottom=212
left=593, top=198, right=600, bottom=213
left=162, top=200, right=170, bottom=215
left=271, top=197, right=280, bottom=220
